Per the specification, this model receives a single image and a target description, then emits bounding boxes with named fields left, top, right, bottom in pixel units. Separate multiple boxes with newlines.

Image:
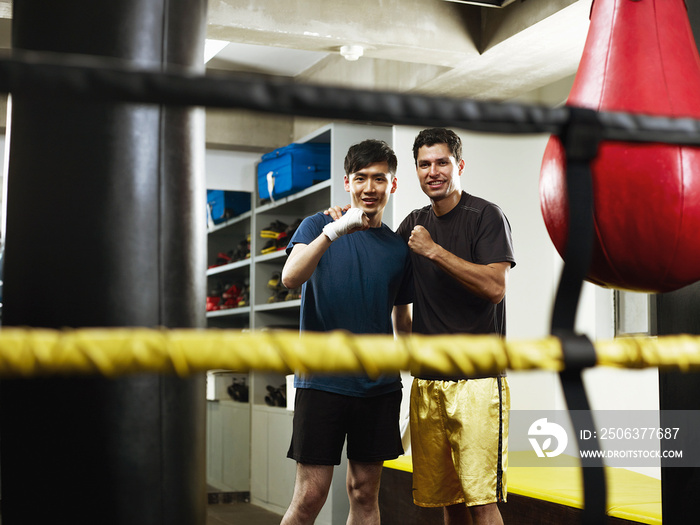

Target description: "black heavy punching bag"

left=0, top=1, right=208, bottom=524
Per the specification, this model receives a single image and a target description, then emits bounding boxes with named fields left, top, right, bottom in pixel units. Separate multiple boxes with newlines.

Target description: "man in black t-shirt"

left=394, top=128, right=515, bottom=525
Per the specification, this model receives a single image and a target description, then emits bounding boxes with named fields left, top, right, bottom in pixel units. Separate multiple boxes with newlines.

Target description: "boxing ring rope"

left=2, top=50, right=700, bottom=145
left=0, top=327, right=697, bottom=379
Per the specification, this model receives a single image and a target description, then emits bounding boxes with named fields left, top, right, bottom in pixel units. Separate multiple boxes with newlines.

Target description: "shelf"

left=255, top=250, right=287, bottom=263
left=207, top=258, right=251, bottom=276
left=207, top=210, right=252, bottom=233
left=206, top=306, right=252, bottom=318
left=256, top=179, right=331, bottom=217
left=254, top=300, right=301, bottom=312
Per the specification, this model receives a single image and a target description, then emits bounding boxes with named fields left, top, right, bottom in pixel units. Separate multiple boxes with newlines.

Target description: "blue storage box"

left=257, top=143, right=331, bottom=201
left=207, top=190, right=252, bottom=224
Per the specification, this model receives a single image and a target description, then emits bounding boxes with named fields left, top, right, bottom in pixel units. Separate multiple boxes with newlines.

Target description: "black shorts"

left=287, top=388, right=403, bottom=465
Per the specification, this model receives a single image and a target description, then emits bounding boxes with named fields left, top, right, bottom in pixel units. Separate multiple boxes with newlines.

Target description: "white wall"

left=0, top=134, right=6, bottom=237
left=206, top=148, right=260, bottom=192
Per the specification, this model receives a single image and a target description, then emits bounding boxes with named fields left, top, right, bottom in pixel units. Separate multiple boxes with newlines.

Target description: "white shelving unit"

left=205, top=122, right=394, bottom=522
left=206, top=208, right=253, bottom=330
left=207, top=399, right=251, bottom=492
left=206, top=371, right=251, bottom=492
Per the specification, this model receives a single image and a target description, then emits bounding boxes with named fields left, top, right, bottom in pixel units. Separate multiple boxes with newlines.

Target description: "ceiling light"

left=340, top=45, right=364, bottom=61
left=204, top=39, right=229, bottom=63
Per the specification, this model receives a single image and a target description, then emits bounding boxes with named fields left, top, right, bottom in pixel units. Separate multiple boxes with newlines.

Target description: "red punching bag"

left=540, top=0, right=700, bottom=293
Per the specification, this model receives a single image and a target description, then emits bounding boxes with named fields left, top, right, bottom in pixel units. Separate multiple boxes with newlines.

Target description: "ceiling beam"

left=414, top=0, right=590, bottom=99
left=480, top=0, right=579, bottom=52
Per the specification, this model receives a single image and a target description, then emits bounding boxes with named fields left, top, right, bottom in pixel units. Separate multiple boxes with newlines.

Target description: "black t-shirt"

left=397, top=191, right=516, bottom=337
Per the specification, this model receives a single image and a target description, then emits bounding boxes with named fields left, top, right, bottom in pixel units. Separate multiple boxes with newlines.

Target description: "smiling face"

left=415, top=142, right=464, bottom=211
left=344, top=161, right=397, bottom=226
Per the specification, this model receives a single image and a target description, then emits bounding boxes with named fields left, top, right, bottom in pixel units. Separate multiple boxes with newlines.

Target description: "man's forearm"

left=281, top=235, right=332, bottom=289
left=428, top=246, right=510, bottom=304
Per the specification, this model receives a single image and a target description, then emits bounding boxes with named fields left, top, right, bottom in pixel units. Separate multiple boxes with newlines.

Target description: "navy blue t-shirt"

left=286, top=212, right=413, bottom=397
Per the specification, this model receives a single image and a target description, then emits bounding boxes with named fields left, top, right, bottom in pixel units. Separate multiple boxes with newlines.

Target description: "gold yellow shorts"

left=410, top=377, right=509, bottom=508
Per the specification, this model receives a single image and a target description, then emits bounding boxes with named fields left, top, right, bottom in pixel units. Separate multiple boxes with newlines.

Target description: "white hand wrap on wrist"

left=322, top=207, right=364, bottom=242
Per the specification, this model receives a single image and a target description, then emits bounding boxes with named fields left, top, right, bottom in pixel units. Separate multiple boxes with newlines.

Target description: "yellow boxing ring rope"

left=0, top=327, right=698, bottom=378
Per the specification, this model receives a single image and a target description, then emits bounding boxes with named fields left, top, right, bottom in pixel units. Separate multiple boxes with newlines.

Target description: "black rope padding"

left=551, top=107, right=600, bottom=333
left=560, top=335, right=607, bottom=525
left=2, top=50, right=700, bottom=145
left=552, top=107, right=607, bottom=525
left=0, top=51, right=566, bottom=134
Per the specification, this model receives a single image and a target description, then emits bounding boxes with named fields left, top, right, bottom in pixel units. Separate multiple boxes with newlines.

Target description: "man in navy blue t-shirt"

left=280, top=139, right=413, bottom=525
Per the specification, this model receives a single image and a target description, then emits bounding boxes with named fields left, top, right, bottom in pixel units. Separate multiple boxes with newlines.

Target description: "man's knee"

left=346, top=466, right=382, bottom=509
left=291, top=486, right=329, bottom=521
left=347, top=477, right=379, bottom=507
left=288, top=471, right=332, bottom=521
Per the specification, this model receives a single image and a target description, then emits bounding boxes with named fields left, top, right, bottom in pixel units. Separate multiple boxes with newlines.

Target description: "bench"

left=378, top=453, right=661, bottom=524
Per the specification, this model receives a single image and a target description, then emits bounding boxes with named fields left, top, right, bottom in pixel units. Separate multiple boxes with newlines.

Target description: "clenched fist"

left=323, top=207, right=369, bottom=241
left=407, top=225, right=437, bottom=258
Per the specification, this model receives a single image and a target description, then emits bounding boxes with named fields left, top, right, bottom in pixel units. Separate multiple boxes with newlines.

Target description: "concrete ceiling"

left=204, top=0, right=592, bottom=101
left=0, top=0, right=592, bottom=102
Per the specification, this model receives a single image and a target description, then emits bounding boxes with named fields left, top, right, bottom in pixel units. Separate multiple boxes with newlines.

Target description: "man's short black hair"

left=344, top=139, right=397, bottom=177
left=412, top=128, right=462, bottom=164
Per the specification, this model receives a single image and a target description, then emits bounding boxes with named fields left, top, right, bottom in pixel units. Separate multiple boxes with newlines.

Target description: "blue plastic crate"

left=207, top=190, right=251, bottom=224
left=257, top=143, right=331, bottom=201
